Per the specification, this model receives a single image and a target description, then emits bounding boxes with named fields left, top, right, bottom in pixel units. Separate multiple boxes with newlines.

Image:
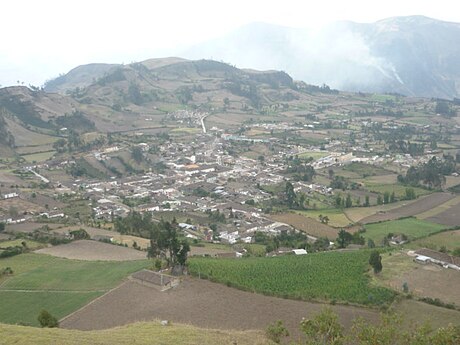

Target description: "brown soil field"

left=426, top=200, right=460, bottom=227
left=60, top=278, right=379, bottom=337
left=35, top=240, right=147, bottom=261
left=360, top=192, right=455, bottom=224
left=270, top=213, right=338, bottom=239
left=376, top=252, right=460, bottom=306
left=0, top=197, right=46, bottom=215
left=387, top=264, right=460, bottom=306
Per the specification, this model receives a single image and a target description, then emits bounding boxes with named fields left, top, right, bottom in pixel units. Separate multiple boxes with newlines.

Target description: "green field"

left=0, top=254, right=150, bottom=326
left=297, top=151, right=329, bottom=160
left=364, top=183, right=431, bottom=198
left=300, top=209, right=352, bottom=228
left=0, top=239, right=45, bottom=250
left=188, top=250, right=395, bottom=305
left=21, top=151, right=55, bottom=163
left=408, top=230, right=460, bottom=252
left=0, top=291, right=101, bottom=326
left=363, top=218, right=446, bottom=244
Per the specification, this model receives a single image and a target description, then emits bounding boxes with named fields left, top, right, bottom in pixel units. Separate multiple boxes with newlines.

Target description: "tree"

left=364, top=195, right=370, bottom=207
left=37, top=309, right=59, bottom=328
left=0, top=222, right=4, bottom=232
left=369, top=250, right=382, bottom=274
left=336, top=229, right=353, bottom=249
left=345, top=194, right=352, bottom=208
left=300, top=308, right=344, bottom=345
left=383, top=191, right=390, bottom=204
left=131, top=146, right=144, bottom=163
left=377, top=195, right=383, bottom=205
left=285, top=181, right=296, bottom=208
left=367, top=239, right=375, bottom=248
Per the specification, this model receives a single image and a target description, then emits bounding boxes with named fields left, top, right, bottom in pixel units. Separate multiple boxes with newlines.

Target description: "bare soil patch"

left=60, top=278, right=379, bottom=336
left=270, top=213, right=338, bottom=239
left=360, top=192, right=455, bottom=224
left=35, top=240, right=147, bottom=261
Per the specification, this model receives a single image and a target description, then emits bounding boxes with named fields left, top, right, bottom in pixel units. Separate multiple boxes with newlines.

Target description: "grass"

left=0, top=239, right=45, bottom=250
left=364, top=183, right=431, bottom=198
left=20, top=151, right=55, bottom=163
left=0, top=253, right=150, bottom=326
left=342, top=162, right=392, bottom=178
left=408, top=230, right=460, bottom=252
left=363, top=218, right=446, bottom=244
left=189, top=250, right=395, bottom=306
left=0, top=253, right=150, bottom=291
left=0, top=291, right=101, bottom=326
left=0, top=320, right=271, bottom=345
left=297, top=151, right=329, bottom=160
left=170, top=127, right=201, bottom=134
left=299, top=209, right=352, bottom=228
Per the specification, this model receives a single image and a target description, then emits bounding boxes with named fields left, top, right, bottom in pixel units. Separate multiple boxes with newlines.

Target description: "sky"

left=1, top=0, right=459, bottom=87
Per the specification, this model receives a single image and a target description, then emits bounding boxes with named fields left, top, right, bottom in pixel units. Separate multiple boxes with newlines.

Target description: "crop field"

left=60, top=278, right=380, bottom=337
left=35, top=240, right=147, bottom=261
left=21, top=151, right=55, bottom=162
left=425, top=200, right=460, bottom=227
left=409, top=230, right=460, bottom=252
left=270, top=212, right=338, bottom=239
left=363, top=183, right=431, bottom=198
left=342, top=162, right=393, bottom=177
left=360, top=192, right=455, bottom=224
left=188, top=250, right=395, bottom=305
left=298, top=209, right=352, bottom=228
left=0, top=253, right=150, bottom=326
left=363, top=218, right=446, bottom=244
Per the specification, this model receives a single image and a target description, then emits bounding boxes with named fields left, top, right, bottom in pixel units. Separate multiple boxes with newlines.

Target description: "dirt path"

left=60, top=278, right=380, bottom=337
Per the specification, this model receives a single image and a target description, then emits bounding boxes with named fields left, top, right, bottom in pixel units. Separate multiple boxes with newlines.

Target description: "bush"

left=37, top=309, right=59, bottom=328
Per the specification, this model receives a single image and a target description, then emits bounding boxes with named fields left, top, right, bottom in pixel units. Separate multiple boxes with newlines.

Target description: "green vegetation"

left=364, top=218, right=446, bottom=244
left=189, top=250, right=395, bottom=305
left=0, top=253, right=150, bottom=326
left=0, top=320, right=270, bottom=345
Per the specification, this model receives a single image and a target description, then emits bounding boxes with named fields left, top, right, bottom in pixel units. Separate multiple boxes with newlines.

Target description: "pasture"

left=270, top=212, right=338, bottom=239
left=35, top=240, right=147, bottom=261
left=299, top=209, right=352, bottom=228
left=0, top=253, right=150, bottom=326
left=188, top=250, right=395, bottom=305
left=363, top=218, right=446, bottom=244
left=409, top=230, right=460, bottom=252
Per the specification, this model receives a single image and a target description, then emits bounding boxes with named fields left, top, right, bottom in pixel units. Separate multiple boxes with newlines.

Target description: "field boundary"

left=58, top=280, right=130, bottom=324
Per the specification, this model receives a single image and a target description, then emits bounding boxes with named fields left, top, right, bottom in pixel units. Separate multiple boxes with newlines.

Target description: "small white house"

left=292, top=249, right=308, bottom=255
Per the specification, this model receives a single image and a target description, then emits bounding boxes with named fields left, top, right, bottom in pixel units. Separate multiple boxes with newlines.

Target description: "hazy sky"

left=1, top=0, right=459, bottom=87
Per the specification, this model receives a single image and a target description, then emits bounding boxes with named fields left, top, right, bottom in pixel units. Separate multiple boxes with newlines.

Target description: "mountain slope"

left=183, top=16, right=460, bottom=99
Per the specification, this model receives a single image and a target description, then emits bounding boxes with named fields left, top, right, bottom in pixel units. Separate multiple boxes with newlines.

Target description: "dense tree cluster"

left=398, top=156, right=456, bottom=188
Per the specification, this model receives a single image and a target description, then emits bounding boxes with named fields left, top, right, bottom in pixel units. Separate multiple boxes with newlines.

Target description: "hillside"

left=0, top=321, right=270, bottom=345
left=183, top=16, right=460, bottom=99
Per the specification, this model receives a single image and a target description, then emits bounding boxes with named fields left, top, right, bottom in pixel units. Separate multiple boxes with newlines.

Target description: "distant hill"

left=44, top=63, right=119, bottom=93
left=183, top=16, right=460, bottom=99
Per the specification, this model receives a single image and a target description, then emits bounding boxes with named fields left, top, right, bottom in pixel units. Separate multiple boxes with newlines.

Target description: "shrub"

left=37, top=309, right=59, bottom=328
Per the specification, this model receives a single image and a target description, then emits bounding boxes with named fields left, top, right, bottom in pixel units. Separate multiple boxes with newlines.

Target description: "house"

left=3, top=192, right=19, bottom=199
left=414, top=249, right=460, bottom=270
left=292, top=249, right=308, bottom=255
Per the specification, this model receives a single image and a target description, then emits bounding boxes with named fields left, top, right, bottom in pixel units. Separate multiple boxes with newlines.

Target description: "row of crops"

left=188, top=250, right=395, bottom=305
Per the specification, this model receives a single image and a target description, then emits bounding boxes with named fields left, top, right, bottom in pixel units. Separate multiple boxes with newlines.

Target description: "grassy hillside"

left=188, top=250, right=395, bottom=305
left=0, top=321, right=271, bottom=345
